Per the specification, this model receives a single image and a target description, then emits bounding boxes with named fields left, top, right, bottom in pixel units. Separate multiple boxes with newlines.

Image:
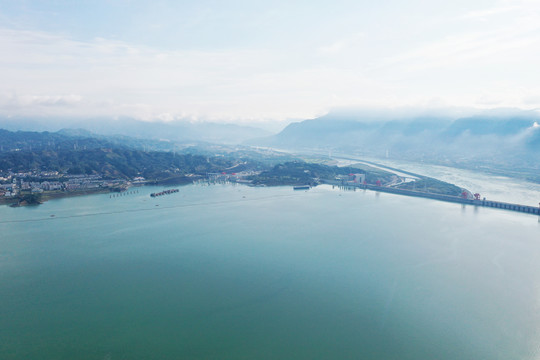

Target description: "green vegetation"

left=0, top=128, right=467, bottom=200
left=249, top=161, right=367, bottom=186
left=10, top=193, right=42, bottom=207
left=396, top=177, right=463, bottom=196
left=0, top=148, right=255, bottom=180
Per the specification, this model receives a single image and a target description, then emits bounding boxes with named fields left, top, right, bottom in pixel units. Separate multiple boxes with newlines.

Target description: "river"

left=0, top=182, right=539, bottom=359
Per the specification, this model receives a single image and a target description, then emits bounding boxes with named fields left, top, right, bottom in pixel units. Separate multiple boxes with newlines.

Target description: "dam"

left=324, top=180, right=540, bottom=216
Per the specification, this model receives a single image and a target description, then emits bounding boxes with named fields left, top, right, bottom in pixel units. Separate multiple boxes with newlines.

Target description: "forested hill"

left=0, top=147, right=254, bottom=180
left=0, top=128, right=185, bottom=153
left=0, top=129, right=258, bottom=179
left=0, top=129, right=465, bottom=196
left=0, top=129, right=112, bottom=152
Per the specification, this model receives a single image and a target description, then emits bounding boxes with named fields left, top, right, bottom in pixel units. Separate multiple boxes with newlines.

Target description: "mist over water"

left=1, top=184, right=540, bottom=359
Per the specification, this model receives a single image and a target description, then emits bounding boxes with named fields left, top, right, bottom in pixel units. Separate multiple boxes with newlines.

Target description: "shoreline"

left=0, top=177, right=196, bottom=207
left=0, top=188, right=114, bottom=207
left=2, top=171, right=539, bottom=217
left=2, top=180, right=538, bottom=217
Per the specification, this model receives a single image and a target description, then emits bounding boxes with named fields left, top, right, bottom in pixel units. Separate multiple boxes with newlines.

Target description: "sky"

left=0, top=0, right=539, bottom=124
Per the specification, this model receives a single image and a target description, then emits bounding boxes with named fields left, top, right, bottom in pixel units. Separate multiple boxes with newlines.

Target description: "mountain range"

left=0, top=116, right=272, bottom=145
left=2, top=108, right=540, bottom=182
left=251, top=109, right=540, bottom=180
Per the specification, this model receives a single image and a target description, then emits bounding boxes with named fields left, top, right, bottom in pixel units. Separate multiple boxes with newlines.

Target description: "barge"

left=150, top=189, right=179, bottom=197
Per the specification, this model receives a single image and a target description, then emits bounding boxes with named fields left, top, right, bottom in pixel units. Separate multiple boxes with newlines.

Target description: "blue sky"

left=0, top=0, right=539, bottom=123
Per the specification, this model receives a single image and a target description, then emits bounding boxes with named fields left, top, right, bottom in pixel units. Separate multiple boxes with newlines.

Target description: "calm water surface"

left=1, top=184, right=540, bottom=359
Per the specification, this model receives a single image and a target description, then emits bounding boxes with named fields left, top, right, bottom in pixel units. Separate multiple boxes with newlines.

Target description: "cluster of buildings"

left=0, top=171, right=137, bottom=198
left=205, top=171, right=259, bottom=184
left=335, top=173, right=366, bottom=185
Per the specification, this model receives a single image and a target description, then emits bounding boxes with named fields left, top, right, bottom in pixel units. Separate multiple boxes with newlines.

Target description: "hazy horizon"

left=1, top=105, right=539, bottom=130
left=1, top=0, right=539, bottom=125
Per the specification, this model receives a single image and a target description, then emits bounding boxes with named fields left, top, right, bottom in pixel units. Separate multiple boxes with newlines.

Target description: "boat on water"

left=150, top=189, right=179, bottom=197
left=293, top=185, right=310, bottom=190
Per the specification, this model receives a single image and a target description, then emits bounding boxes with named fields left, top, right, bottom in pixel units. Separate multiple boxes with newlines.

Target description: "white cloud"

left=1, top=0, right=540, bottom=122
left=523, top=95, right=540, bottom=105
left=0, top=27, right=390, bottom=121
left=0, top=28, right=292, bottom=119
left=461, top=5, right=520, bottom=20
left=23, top=94, right=82, bottom=106
left=318, top=33, right=365, bottom=55
left=0, top=93, right=82, bottom=108
left=379, top=20, right=540, bottom=72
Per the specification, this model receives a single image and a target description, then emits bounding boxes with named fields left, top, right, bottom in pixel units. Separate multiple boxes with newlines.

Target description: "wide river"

left=1, top=183, right=540, bottom=359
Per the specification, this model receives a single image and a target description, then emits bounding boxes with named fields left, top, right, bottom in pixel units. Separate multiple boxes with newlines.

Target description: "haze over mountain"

left=0, top=116, right=272, bottom=145
left=4, top=106, right=540, bottom=182
left=2, top=0, right=540, bottom=162
left=252, top=108, right=540, bottom=180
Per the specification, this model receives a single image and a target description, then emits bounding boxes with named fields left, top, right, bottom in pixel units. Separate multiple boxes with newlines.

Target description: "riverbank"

left=0, top=188, right=114, bottom=207
left=2, top=160, right=539, bottom=218
left=0, top=177, right=196, bottom=207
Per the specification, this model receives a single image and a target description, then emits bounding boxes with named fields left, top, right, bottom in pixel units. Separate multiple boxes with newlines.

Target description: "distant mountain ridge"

left=268, top=113, right=539, bottom=143
left=0, top=128, right=259, bottom=180
left=0, top=125, right=264, bottom=154
left=0, top=116, right=272, bottom=145
left=251, top=110, right=540, bottom=180
left=0, top=128, right=114, bottom=152
left=0, top=128, right=157, bottom=153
